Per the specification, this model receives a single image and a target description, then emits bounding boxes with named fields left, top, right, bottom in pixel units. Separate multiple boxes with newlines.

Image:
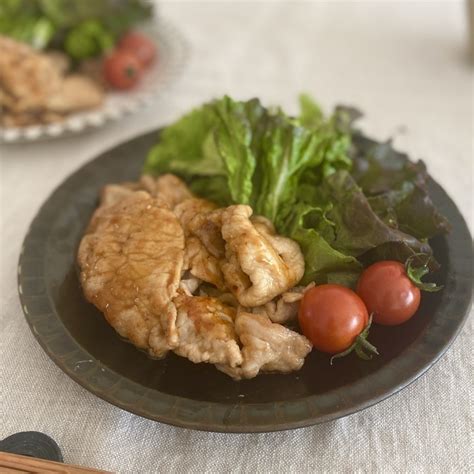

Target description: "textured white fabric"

left=1, top=2, right=473, bottom=473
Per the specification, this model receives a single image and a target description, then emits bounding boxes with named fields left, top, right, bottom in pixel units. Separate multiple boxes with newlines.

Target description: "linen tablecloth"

left=1, top=2, right=472, bottom=472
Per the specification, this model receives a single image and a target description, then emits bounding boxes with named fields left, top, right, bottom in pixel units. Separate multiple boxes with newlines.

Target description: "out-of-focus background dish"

left=0, top=0, right=187, bottom=143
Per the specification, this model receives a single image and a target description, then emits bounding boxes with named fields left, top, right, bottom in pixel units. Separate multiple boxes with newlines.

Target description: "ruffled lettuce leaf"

left=282, top=170, right=439, bottom=286
left=298, top=93, right=324, bottom=128
left=212, top=97, right=259, bottom=204
left=144, top=104, right=224, bottom=177
left=318, top=171, right=433, bottom=257
left=281, top=201, right=362, bottom=286
left=144, top=95, right=351, bottom=223
left=350, top=134, right=451, bottom=239
left=143, top=95, right=449, bottom=287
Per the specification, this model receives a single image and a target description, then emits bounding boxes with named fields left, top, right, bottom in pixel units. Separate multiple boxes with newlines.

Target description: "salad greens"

left=0, top=0, right=152, bottom=58
left=144, top=95, right=449, bottom=286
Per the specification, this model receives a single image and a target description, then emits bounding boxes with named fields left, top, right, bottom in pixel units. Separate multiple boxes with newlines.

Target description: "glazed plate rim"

left=0, top=19, right=188, bottom=144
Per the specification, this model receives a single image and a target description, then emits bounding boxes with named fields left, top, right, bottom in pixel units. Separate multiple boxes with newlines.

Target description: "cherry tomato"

left=103, top=51, right=143, bottom=89
left=298, top=284, right=369, bottom=354
left=357, top=261, right=421, bottom=326
left=118, top=32, right=156, bottom=67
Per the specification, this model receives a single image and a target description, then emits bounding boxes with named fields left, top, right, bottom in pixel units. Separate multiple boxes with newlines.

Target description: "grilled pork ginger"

left=77, top=191, right=185, bottom=358
left=77, top=174, right=312, bottom=379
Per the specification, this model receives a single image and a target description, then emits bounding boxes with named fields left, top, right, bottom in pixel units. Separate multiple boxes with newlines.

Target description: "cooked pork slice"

left=219, top=205, right=305, bottom=307
left=170, top=294, right=243, bottom=367
left=1, top=110, right=40, bottom=127
left=182, top=236, right=225, bottom=289
left=252, top=283, right=315, bottom=323
left=252, top=298, right=299, bottom=325
left=44, top=51, right=71, bottom=75
left=175, top=198, right=226, bottom=289
left=217, top=311, right=312, bottom=380
left=99, top=174, right=194, bottom=211
left=46, top=74, right=103, bottom=113
left=139, top=174, right=194, bottom=208
left=99, top=184, right=138, bottom=208
left=179, top=275, right=202, bottom=295
left=187, top=208, right=226, bottom=258
left=0, top=35, right=62, bottom=112
left=198, top=285, right=240, bottom=308
left=0, top=88, right=16, bottom=109
left=174, top=198, right=217, bottom=229
left=77, top=192, right=185, bottom=357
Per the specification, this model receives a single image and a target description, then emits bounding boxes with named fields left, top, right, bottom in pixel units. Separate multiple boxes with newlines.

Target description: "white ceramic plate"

left=0, top=19, right=188, bottom=144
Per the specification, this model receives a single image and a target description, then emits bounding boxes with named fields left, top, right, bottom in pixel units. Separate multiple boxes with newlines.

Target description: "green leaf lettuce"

left=143, top=95, right=449, bottom=287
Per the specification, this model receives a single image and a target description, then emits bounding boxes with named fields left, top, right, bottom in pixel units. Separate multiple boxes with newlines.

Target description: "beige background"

left=1, top=1, right=473, bottom=473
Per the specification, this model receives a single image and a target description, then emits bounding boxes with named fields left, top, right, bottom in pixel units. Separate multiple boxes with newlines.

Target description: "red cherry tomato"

left=103, top=51, right=143, bottom=89
left=118, top=32, right=156, bottom=67
left=298, top=284, right=369, bottom=354
left=357, top=261, right=421, bottom=326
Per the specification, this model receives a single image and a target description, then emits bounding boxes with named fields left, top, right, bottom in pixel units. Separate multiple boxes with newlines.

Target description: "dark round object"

left=0, top=432, right=63, bottom=462
left=17, top=131, right=473, bottom=433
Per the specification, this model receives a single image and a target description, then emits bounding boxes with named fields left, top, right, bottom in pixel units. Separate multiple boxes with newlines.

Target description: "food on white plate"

left=47, top=75, right=105, bottom=113
left=0, top=36, right=62, bottom=112
left=0, top=0, right=157, bottom=127
left=103, top=50, right=143, bottom=90
left=78, top=95, right=449, bottom=379
left=118, top=31, right=157, bottom=67
left=97, top=30, right=158, bottom=90
left=0, top=0, right=152, bottom=61
left=0, top=35, right=103, bottom=127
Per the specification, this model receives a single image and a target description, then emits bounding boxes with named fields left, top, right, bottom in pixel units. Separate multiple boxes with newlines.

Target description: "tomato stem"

left=358, top=336, right=379, bottom=355
left=330, top=345, right=354, bottom=363
left=405, top=253, right=443, bottom=292
left=330, top=314, right=379, bottom=365
left=125, top=66, right=136, bottom=78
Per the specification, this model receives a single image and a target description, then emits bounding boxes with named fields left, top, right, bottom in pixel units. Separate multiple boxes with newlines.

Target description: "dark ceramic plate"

left=18, top=131, right=473, bottom=433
